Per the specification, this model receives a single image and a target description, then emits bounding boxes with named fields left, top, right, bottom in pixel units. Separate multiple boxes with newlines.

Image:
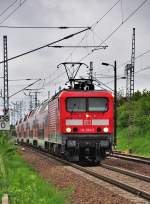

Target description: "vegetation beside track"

left=0, top=132, right=72, bottom=204
left=117, top=90, right=150, bottom=157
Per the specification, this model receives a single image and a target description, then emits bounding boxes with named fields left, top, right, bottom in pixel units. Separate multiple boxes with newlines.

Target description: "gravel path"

left=103, top=157, right=150, bottom=176
left=18, top=148, right=149, bottom=204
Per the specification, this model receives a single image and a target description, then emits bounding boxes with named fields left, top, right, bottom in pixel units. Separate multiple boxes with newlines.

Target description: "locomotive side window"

left=88, top=98, right=108, bottom=112
left=67, top=98, right=86, bottom=112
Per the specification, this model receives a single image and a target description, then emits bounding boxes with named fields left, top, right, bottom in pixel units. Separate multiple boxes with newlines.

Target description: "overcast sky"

left=0, top=0, right=150, bottom=105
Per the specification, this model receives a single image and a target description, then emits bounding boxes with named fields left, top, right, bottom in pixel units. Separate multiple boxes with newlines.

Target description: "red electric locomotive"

left=52, top=89, right=113, bottom=162
left=16, top=62, right=114, bottom=163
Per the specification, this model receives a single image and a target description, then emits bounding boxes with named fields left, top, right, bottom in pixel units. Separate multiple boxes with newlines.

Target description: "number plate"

left=0, top=113, right=10, bottom=130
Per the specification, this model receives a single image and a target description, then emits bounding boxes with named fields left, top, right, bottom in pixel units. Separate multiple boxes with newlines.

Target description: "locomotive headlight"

left=86, top=114, right=89, bottom=118
left=66, top=127, right=71, bottom=133
left=103, top=127, right=109, bottom=133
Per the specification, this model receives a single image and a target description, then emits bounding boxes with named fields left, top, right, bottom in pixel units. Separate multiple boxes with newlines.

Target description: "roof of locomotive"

left=58, top=89, right=113, bottom=98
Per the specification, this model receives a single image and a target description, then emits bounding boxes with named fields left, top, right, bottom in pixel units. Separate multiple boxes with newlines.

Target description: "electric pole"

left=125, top=28, right=135, bottom=153
left=3, top=36, right=9, bottom=115
left=125, top=28, right=135, bottom=99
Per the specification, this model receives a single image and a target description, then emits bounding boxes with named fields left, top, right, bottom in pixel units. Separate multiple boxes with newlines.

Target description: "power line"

left=135, top=65, right=150, bottom=74
left=50, top=1, right=121, bottom=85
left=0, top=0, right=27, bottom=25
left=9, top=78, right=42, bottom=81
left=30, top=0, right=149, bottom=95
left=120, top=0, right=124, bottom=24
left=79, top=0, right=149, bottom=62
left=0, top=25, right=90, bottom=29
left=48, top=45, right=108, bottom=48
left=119, top=49, right=150, bottom=69
left=94, top=78, right=113, bottom=91
left=64, top=0, right=120, bottom=62
left=64, top=29, right=90, bottom=61
left=9, top=78, right=41, bottom=98
left=96, top=0, right=148, bottom=49
left=105, top=76, right=126, bottom=85
left=91, top=0, right=121, bottom=29
left=0, top=27, right=90, bottom=64
left=60, top=0, right=148, bottom=86
left=0, top=0, right=18, bottom=17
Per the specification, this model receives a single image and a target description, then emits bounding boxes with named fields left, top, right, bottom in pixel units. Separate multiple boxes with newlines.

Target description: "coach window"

left=88, top=98, right=108, bottom=112
left=67, top=98, right=86, bottom=112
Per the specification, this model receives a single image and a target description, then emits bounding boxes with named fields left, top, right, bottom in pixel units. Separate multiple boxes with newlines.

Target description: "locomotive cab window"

left=88, top=98, right=108, bottom=112
left=66, top=97, right=108, bottom=112
left=67, top=98, right=86, bottom=112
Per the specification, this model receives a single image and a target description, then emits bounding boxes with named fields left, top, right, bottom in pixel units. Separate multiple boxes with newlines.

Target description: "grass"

left=116, top=91, right=150, bottom=157
left=0, top=133, right=73, bottom=204
left=117, top=127, right=150, bottom=157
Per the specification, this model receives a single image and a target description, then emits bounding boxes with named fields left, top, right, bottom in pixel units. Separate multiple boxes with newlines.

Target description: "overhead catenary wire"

left=120, top=0, right=124, bottom=24
left=46, top=0, right=144, bottom=90
left=0, top=0, right=27, bottom=25
left=78, top=0, right=149, bottom=62
left=91, top=0, right=121, bottom=29
left=64, top=0, right=120, bottom=62
left=48, top=45, right=107, bottom=48
left=0, top=0, right=18, bottom=17
left=94, top=0, right=148, bottom=48
left=44, top=0, right=122, bottom=87
left=57, top=0, right=148, bottom=91
left=94, top=78, right=113, bottom=92
left=135, top=65, right=150, bottom=74
left=8, top=78, right=43, bottom=81
left=1, top=0, right=122, bottom=91
left=0, top=25, right=90, bottom=29
left=119, top=48, right=150, bottom=69
left=0, top=27, right=90, bottom=64
left=4, top=0, right=149, bottom=99
left=64, top=29, right=90, bottom=61
left=9, top=78, right=41, bottom=98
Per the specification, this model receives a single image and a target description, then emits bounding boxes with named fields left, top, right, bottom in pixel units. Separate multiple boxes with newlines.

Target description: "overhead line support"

left=3, top=35, right=9, bottom=114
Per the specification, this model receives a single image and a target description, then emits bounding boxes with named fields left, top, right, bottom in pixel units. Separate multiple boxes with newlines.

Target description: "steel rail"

left=111, top=152, right=150, bottom=165
left=113, top=151, right=150, bottom=161
left=20, top=145, right=150, bottom=202
left=101, top=163, right=150, bottom=182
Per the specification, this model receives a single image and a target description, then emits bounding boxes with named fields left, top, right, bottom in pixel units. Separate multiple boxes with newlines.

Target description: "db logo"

left=83, top=120, right=91, bottom=125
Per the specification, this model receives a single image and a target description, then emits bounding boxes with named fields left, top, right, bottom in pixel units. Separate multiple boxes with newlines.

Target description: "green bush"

left=117, top=91, right=150, bottom=156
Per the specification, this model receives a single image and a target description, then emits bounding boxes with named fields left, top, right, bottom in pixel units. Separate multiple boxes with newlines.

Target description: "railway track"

left=20, top=145, right=150, bottom=202
left=100, top=163, right=150, bottom=182
left=111, top=151, right=150, bottom=165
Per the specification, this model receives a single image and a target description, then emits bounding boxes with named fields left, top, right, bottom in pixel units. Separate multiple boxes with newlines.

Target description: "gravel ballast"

left=18, top=148, right=149, bottom=204
left=104, top=157, right=150, bottom=177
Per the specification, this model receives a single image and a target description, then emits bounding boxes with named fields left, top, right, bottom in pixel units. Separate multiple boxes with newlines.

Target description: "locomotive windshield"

left=67, top=97, right=108, bottom=112
left=88, top=98, right=108, bottom=111
left=67, top=98, right=86, bottom=112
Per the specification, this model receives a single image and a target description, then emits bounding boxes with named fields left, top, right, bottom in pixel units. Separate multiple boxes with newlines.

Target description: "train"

left=16, top=63, right=114, bottom=163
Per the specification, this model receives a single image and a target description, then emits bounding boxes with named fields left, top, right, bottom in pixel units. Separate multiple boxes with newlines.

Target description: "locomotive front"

left=59, top=90, right=114, bottom=163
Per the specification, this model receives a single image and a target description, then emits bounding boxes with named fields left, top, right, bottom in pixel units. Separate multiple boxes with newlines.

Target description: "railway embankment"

left=117, top=90, right=150, bottom=157
left=18, top=145, right=149, bottom=204
left=0, top=133, right=71, bottom=204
